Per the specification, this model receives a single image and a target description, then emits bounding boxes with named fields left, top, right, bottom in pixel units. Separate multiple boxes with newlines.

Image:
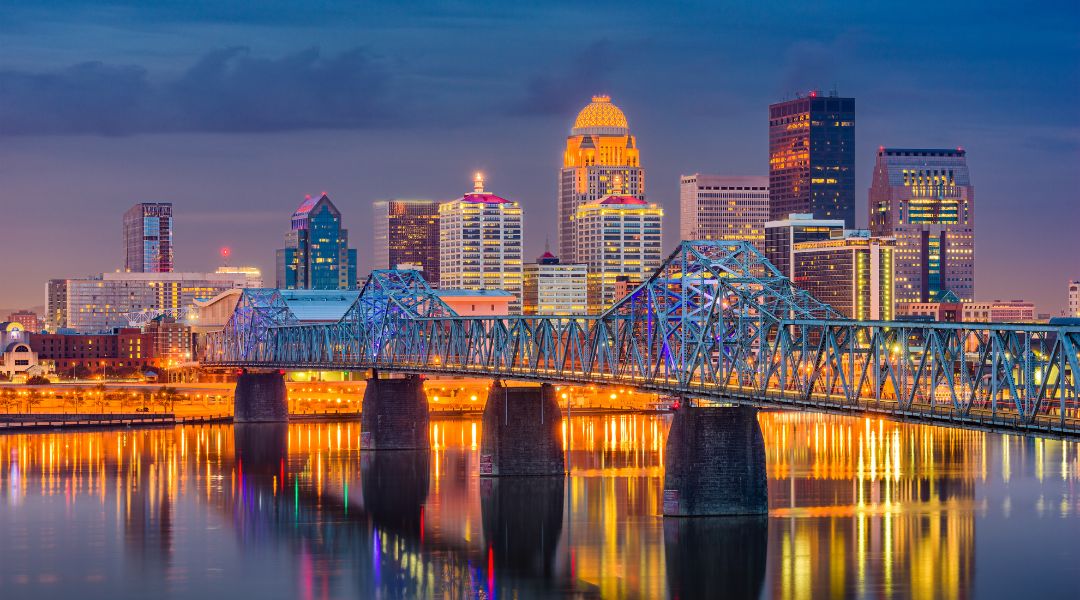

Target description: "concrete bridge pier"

left=234, top=371, right=289, bottom=423
left=361, top=373, right=430, bottom=450
left=662, top=403, right=768, bottom=517
left=480, top=381, right=565, bottom=477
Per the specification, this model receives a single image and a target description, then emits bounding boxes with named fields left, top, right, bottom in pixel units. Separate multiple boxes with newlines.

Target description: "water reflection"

left=0, top=412, right=1077, bottom=598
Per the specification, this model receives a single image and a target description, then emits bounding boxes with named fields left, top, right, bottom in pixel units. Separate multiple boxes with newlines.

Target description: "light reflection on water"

left=0, top=412, right=1077, bottom=598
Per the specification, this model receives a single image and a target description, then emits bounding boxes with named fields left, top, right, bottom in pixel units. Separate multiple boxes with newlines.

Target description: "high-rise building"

left=51, top=270, right=262, bottom=333
left=1069, top=281, right=1080, bottom=317
left=373, top=199, right=441, bottom=284
left=764, top=213, right=845, bottom=279
left=792, top=231, right=895, bottom=321
left=124, top=202, right=173, bottom=273
left=439, top=174, right=523, bottom=313
left=769, top=92, right=855, bottom=227
left=6, top=310, right=40, bottom=332
left=275, top=194, right=358, bottom=290
left=523, top=252, right=588, bottom=316
left=559, top=95, right=644, bottom=262
left=680, top=175, right=769, bottom=249
left=869, top=148, right=975, bottom=304
left=575, top=195, right=663, bottom=312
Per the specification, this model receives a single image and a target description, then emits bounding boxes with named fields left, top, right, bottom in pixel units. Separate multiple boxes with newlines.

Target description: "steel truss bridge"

left=203, top=241, right=1080, bottom=438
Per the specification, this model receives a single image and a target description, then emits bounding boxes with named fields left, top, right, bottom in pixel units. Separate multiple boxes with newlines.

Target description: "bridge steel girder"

left=202, top=241, right=1080, bottom=439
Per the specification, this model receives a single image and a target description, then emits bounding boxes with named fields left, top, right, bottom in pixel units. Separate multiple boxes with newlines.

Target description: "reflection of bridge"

left=204, top=241, right=1080, bottom=438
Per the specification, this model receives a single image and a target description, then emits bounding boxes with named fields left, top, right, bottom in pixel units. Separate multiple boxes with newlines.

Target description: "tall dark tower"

left=123, top=202, right=173, bottom=273
left=768, top=92, right=855, bottom=228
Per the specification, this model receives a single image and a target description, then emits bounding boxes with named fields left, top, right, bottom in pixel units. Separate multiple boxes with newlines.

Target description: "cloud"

left=508, top=40, right=623, bottom=116
left=0, top=46, right=397, bottom=135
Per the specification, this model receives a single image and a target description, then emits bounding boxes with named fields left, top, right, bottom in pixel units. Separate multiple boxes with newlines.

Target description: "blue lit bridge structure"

left=203, top=241, right=1080, bottom=439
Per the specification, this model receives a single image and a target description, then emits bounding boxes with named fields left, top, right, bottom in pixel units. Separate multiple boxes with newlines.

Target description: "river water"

left=0, top=412, right=1077, bottom=599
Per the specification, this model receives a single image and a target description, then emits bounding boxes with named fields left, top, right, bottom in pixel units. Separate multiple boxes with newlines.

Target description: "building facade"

left=559, top=95, right=644, bottom=262
left=1071, top=281, right=1080, bottom=317
left=896, top=294, right=1035, bottom=323
left=143, top=316, right=194, bottom=365
left=869, top=148, right=975, bottom=303
left=1, top=322, right=40, bottom=379
left=680, top=175, right=769, bottom=249
left=276, top=194, right=358, bottom=290
left=373, top=199, right=441, bottom=284
left=439, top=175, right=523, bottom=313
left=763, top=213, right=845, bottom=279
left=769, top=92, right=856, bottom=228
left=574, top=195, right=663, bottom=312
left=6, top=310, right=40, bottom=332
left=124, top=202, right=173, bottom=273
left=792, top=232, right=895, bottom=321
left=523, top=252, right=588, bottom=316
left=29, top=328, right=154, bottom=376
left=51, top=271, right=261, bottom=333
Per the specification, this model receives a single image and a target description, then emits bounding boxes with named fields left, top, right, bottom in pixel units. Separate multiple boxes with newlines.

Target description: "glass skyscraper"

left=869, top=148, right=974, bottom=303
left=275, top=194, right=358, bottom=290
left=372, top=199, right=440, bottom=285
left=123, top=202, right=173, bottom=273
left=769, top=92, right=855, bottom=228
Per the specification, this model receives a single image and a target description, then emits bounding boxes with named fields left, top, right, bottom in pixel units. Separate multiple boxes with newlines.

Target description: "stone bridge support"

left=361, top=374, right=430, bottom=451
left=234, top=371, right=289, bottom=423
left=662, top=404, right=768, bottom=516
left=480, top=381, right=565, bottom=477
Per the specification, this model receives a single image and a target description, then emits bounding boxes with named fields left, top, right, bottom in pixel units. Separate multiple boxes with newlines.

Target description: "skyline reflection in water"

left=0, top=412, right=1077, bottom=598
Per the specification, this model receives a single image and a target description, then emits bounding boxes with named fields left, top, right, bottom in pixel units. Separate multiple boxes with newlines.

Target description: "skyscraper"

left=680, top=175, right=769, bottom=249
left=439, top=174, right=523, bottom=313
left=523, top=252, right=588, bottom=316
left=373, top=199, right=440, bottom=284
left=763, top=213, right=845, bottom=279
left=124, top=202, right=173, bottom=273
left=575, top=195, right=663, bottom=312
left=1068, top=281, right=1079, bottom=317
left=275, top=194, right=358, bottom=290
left=792, top=231, right=895, bottom=321
left=869, top=148, right=975, bottom=303
left=769, top=92, right=855, bottom=227
left=559, top=95, right=644, bottom=262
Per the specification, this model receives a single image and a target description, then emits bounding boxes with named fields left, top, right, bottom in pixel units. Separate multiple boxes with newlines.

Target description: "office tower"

left=869, top=148, right=975, bottom=303
left=5, top=310, right=40, bottom=332
left=55, top=270, right=262, bottom=333
left=574, top=195, right=663, bottom=312
left=1069, top=281, right=1079, bottom=317
left=763, top=213, right=845, bottom=279
left=769, top=92, right=855, bottom=227
left=439, top=174, right=523, bottom=313
left=124, top=202, right=173, bottom=273
left=523, top=252, right=588, bottom=316
left=373, top=199, right=441, bottom=284
left=680, top=174, right=769, bottom=249
left=559, top=95, right=644, bottom=262
left=792, top=231, right=895, bottom=320
left=275, top=193, right=358, bottom=290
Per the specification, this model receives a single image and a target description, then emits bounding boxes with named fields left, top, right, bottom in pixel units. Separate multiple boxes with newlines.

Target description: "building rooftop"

left=277, top=290, right=360, bottom=322
left=571, top=95, right=629, bottom=136
left=594, top=195, right=649, bottom=206
left=458, top=192, right=512, bottom=204
left=434, top=289, right=514, bottom=298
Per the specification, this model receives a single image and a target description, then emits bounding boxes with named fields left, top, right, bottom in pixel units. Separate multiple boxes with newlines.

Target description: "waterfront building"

left=124, top=202, right=173, bottom=273
left=373, top=199, right=441, bottom=285
left=1068, top=281, right=1079, bottom=317
left=0, top=322, right=40, bottom=379
left=275, top=194, right=358, bottom=290
left=559, top=95, right=644, bottom=262
left=895, top=290, right=964, bottom=323
left=680, top=175, right=769, bottom=249
left=769, top=92, right=856, bottom=227
left=434, top=289, right=514, bottom=316
left=763, top=213, right=845, bottom=279
left=50, top=270, right=261, bottom=333
left=214, top=266, right=263, bottom=287
left=28, top=328, right=154, bottom=377
left=964, top=300, right=1035, bottom=323
left=46, top=279, right=68, bottom=332
left=523, top=252, right=588, bottom=315
left=574, top=195, right=663, bottom=312
left=792, top=231, right=895, bottom=320
left=142, top=316, right=194, bottom=365
left=6, top=310, right=40, bottom=332
left=439, top=174, right=523, bottom=313
left=869, top=148, right=975, bottom=303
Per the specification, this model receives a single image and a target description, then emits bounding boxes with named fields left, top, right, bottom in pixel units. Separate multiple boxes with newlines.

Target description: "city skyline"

left=0, top=1, right=1077, bottom=313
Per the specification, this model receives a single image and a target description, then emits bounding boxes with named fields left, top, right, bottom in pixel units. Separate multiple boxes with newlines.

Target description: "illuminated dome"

left=571, top=95, right=629, bottom=136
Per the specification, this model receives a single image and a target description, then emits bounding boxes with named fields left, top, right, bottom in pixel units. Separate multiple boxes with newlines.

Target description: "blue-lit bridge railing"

left=202, top=242, right=1080, bottom=438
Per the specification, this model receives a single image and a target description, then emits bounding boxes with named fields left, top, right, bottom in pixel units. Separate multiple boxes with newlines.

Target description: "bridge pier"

left=234, top=371, right=289, bottom=423
left=361, top=374, right=430, bottom=450
left=662, top=404, right=767, bottom=517
left=480, top=381, right=565, bottom=477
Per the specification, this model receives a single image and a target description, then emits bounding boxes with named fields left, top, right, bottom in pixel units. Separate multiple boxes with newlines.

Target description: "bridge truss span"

left=203, top=242, right=1080, bottom=438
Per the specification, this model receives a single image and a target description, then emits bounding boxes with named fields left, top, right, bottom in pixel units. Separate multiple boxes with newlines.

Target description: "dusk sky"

left=1, top=0, right=1077, bottom=311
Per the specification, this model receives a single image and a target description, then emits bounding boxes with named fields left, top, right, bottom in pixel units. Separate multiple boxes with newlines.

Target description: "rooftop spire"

left=473, top=171, right=485, bottom=193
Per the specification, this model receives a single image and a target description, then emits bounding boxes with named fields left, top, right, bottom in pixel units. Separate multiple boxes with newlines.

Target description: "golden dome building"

left=558, top=95, right=645, bottom=262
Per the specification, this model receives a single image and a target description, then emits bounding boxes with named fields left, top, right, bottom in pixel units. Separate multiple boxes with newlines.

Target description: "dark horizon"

left=1, top=0, right=1077, bottom=312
